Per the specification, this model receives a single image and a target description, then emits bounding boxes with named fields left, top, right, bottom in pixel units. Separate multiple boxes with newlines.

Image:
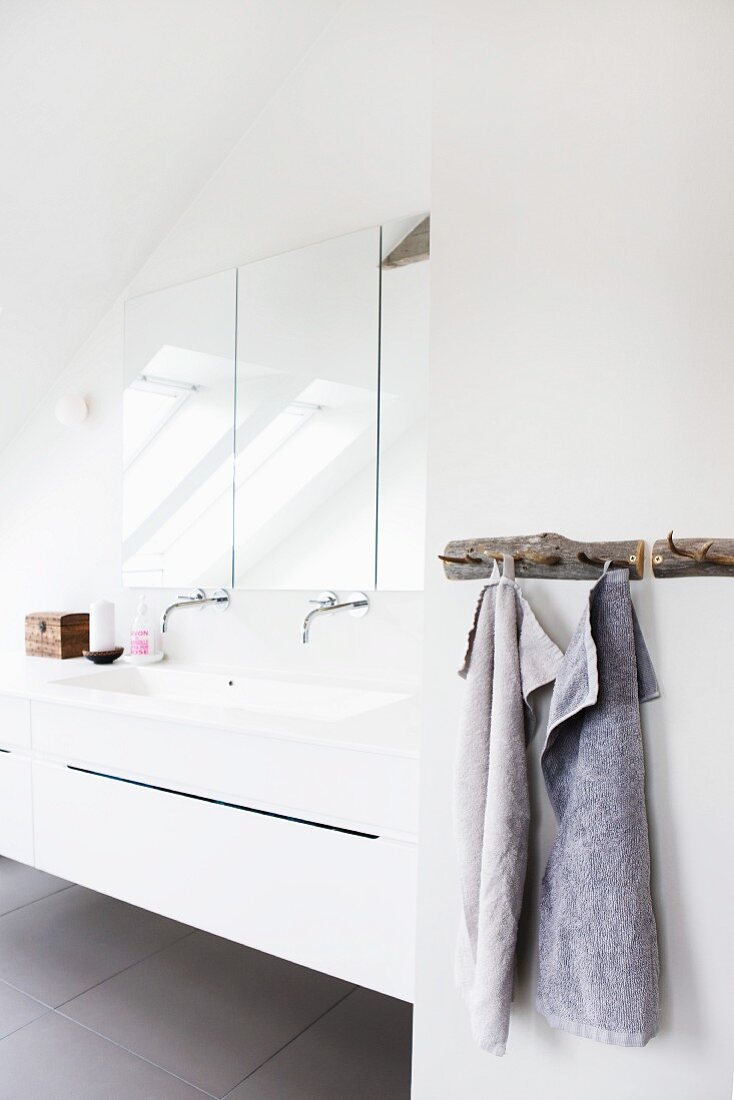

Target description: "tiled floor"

left=0, top=858, right=412, bottom=1099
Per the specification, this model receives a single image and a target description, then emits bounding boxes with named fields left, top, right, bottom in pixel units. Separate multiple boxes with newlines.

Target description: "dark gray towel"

left=537, top=565, right=660, bottom=1047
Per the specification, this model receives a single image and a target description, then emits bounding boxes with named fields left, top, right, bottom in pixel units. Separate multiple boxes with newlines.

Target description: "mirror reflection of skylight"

left=122, top=228, right=388, bottom=591
left=123, top=372, right=197, bottom=469
left=235, top=400, right=320, bottom=485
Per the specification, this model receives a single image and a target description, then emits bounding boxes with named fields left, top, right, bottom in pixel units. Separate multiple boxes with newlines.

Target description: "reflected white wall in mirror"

left=122, top=270, right=236, bottom=588
left=377, top=216, right=429, bottom=591
left=233, top=228, right=380, bottom=591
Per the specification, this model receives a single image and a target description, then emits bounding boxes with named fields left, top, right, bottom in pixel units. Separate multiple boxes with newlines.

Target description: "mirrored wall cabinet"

left=123, top=216, right=428, bottom=592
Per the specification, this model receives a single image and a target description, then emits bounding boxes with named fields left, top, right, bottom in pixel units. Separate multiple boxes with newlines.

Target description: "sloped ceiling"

left=0, top=0, right=341, bottom=452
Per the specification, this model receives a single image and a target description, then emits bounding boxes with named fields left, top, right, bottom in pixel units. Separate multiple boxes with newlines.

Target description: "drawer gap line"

left=66, top=766, right=380, bottom=839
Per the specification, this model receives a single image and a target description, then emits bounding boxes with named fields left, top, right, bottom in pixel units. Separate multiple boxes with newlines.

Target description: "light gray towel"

left=455, top=556, right=563, bottom=1056
left=537, top=564, right=660, bottom=1047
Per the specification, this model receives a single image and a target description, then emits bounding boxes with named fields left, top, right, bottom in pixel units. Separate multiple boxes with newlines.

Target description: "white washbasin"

left=52, top=665, right=411, bottom=723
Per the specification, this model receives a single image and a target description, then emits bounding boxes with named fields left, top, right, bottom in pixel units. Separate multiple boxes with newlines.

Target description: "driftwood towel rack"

left=651, top=531, right=734, bottom=578
left=440, top=533, right=645, bottom=581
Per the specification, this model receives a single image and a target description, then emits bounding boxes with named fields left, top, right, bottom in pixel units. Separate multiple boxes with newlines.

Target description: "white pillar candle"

left=89, top=600, right=115, bottom=652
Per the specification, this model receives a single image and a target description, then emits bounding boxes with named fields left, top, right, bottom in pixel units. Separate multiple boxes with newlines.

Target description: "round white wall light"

left=54, top=394, right=88, bottom=427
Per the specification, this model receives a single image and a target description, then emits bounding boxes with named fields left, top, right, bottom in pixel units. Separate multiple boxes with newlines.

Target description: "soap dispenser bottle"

left=130, top=596, right=151, bottom=657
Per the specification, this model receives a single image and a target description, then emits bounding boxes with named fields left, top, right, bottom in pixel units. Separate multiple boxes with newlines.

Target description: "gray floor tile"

left=0, top=980, right=48, bottom=1039
left=227, top=988, right=412, bottom=1100
left=0, top=1012, right=207, bottom=1099
left=0, top=857, right=70, bottom=916
left=63, top=930, right=355, bottom=1098
left=0, top=885, right=190, bottom=1006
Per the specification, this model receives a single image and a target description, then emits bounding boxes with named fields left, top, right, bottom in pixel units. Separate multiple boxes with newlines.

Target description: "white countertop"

left=0, top=654, right=421, bottom=758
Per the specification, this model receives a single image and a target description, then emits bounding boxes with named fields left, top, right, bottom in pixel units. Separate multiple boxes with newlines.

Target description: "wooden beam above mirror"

left=381, top=216, right=430, bottom=268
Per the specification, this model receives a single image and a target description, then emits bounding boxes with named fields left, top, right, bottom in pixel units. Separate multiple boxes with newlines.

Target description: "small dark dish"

left=83, top=647, right=124, bottom=665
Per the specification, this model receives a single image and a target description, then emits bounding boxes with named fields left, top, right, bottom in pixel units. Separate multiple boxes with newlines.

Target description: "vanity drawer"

left=0, top=695, right=31, bottom=750
left=31, top=702, right=419, bottom=840
left=0, top=752, right=34, bottom=864
left=32, top=761, right=417, bottom=1001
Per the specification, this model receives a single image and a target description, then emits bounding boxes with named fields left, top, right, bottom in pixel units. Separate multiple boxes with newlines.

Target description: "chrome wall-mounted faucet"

left=301, top=591, right=369, bottom=644
left=160, top=588, right=230, bottom=634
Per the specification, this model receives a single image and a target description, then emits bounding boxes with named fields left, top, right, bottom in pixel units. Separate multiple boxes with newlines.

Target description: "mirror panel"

left=376, top=216, right=429, bottom=590
left=233, top=228, right=381, bottom=590
left=122, top=220, right=429, bottom=593
left=122, top=270, right=236, bottom=588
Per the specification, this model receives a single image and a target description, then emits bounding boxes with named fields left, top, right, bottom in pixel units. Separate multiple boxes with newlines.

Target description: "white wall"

left=0, top=0, right=429, bottom=685
left=413, top=3, right=733, bottom=1098
left=0, top=0, right=342, bottom=453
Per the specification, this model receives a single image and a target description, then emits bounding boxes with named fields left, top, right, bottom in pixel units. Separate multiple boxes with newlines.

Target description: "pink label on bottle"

left=130, top=629, right=149, bottom=656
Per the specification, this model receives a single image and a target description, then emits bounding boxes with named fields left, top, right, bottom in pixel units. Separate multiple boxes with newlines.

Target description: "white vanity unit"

left=0, top=658, right=420, bottom=1002
left=1, top=216, right=428, bottom=1006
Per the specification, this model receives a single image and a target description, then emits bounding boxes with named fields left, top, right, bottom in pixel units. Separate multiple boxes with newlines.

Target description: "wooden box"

left=25, top=613, right=89, bottom=659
